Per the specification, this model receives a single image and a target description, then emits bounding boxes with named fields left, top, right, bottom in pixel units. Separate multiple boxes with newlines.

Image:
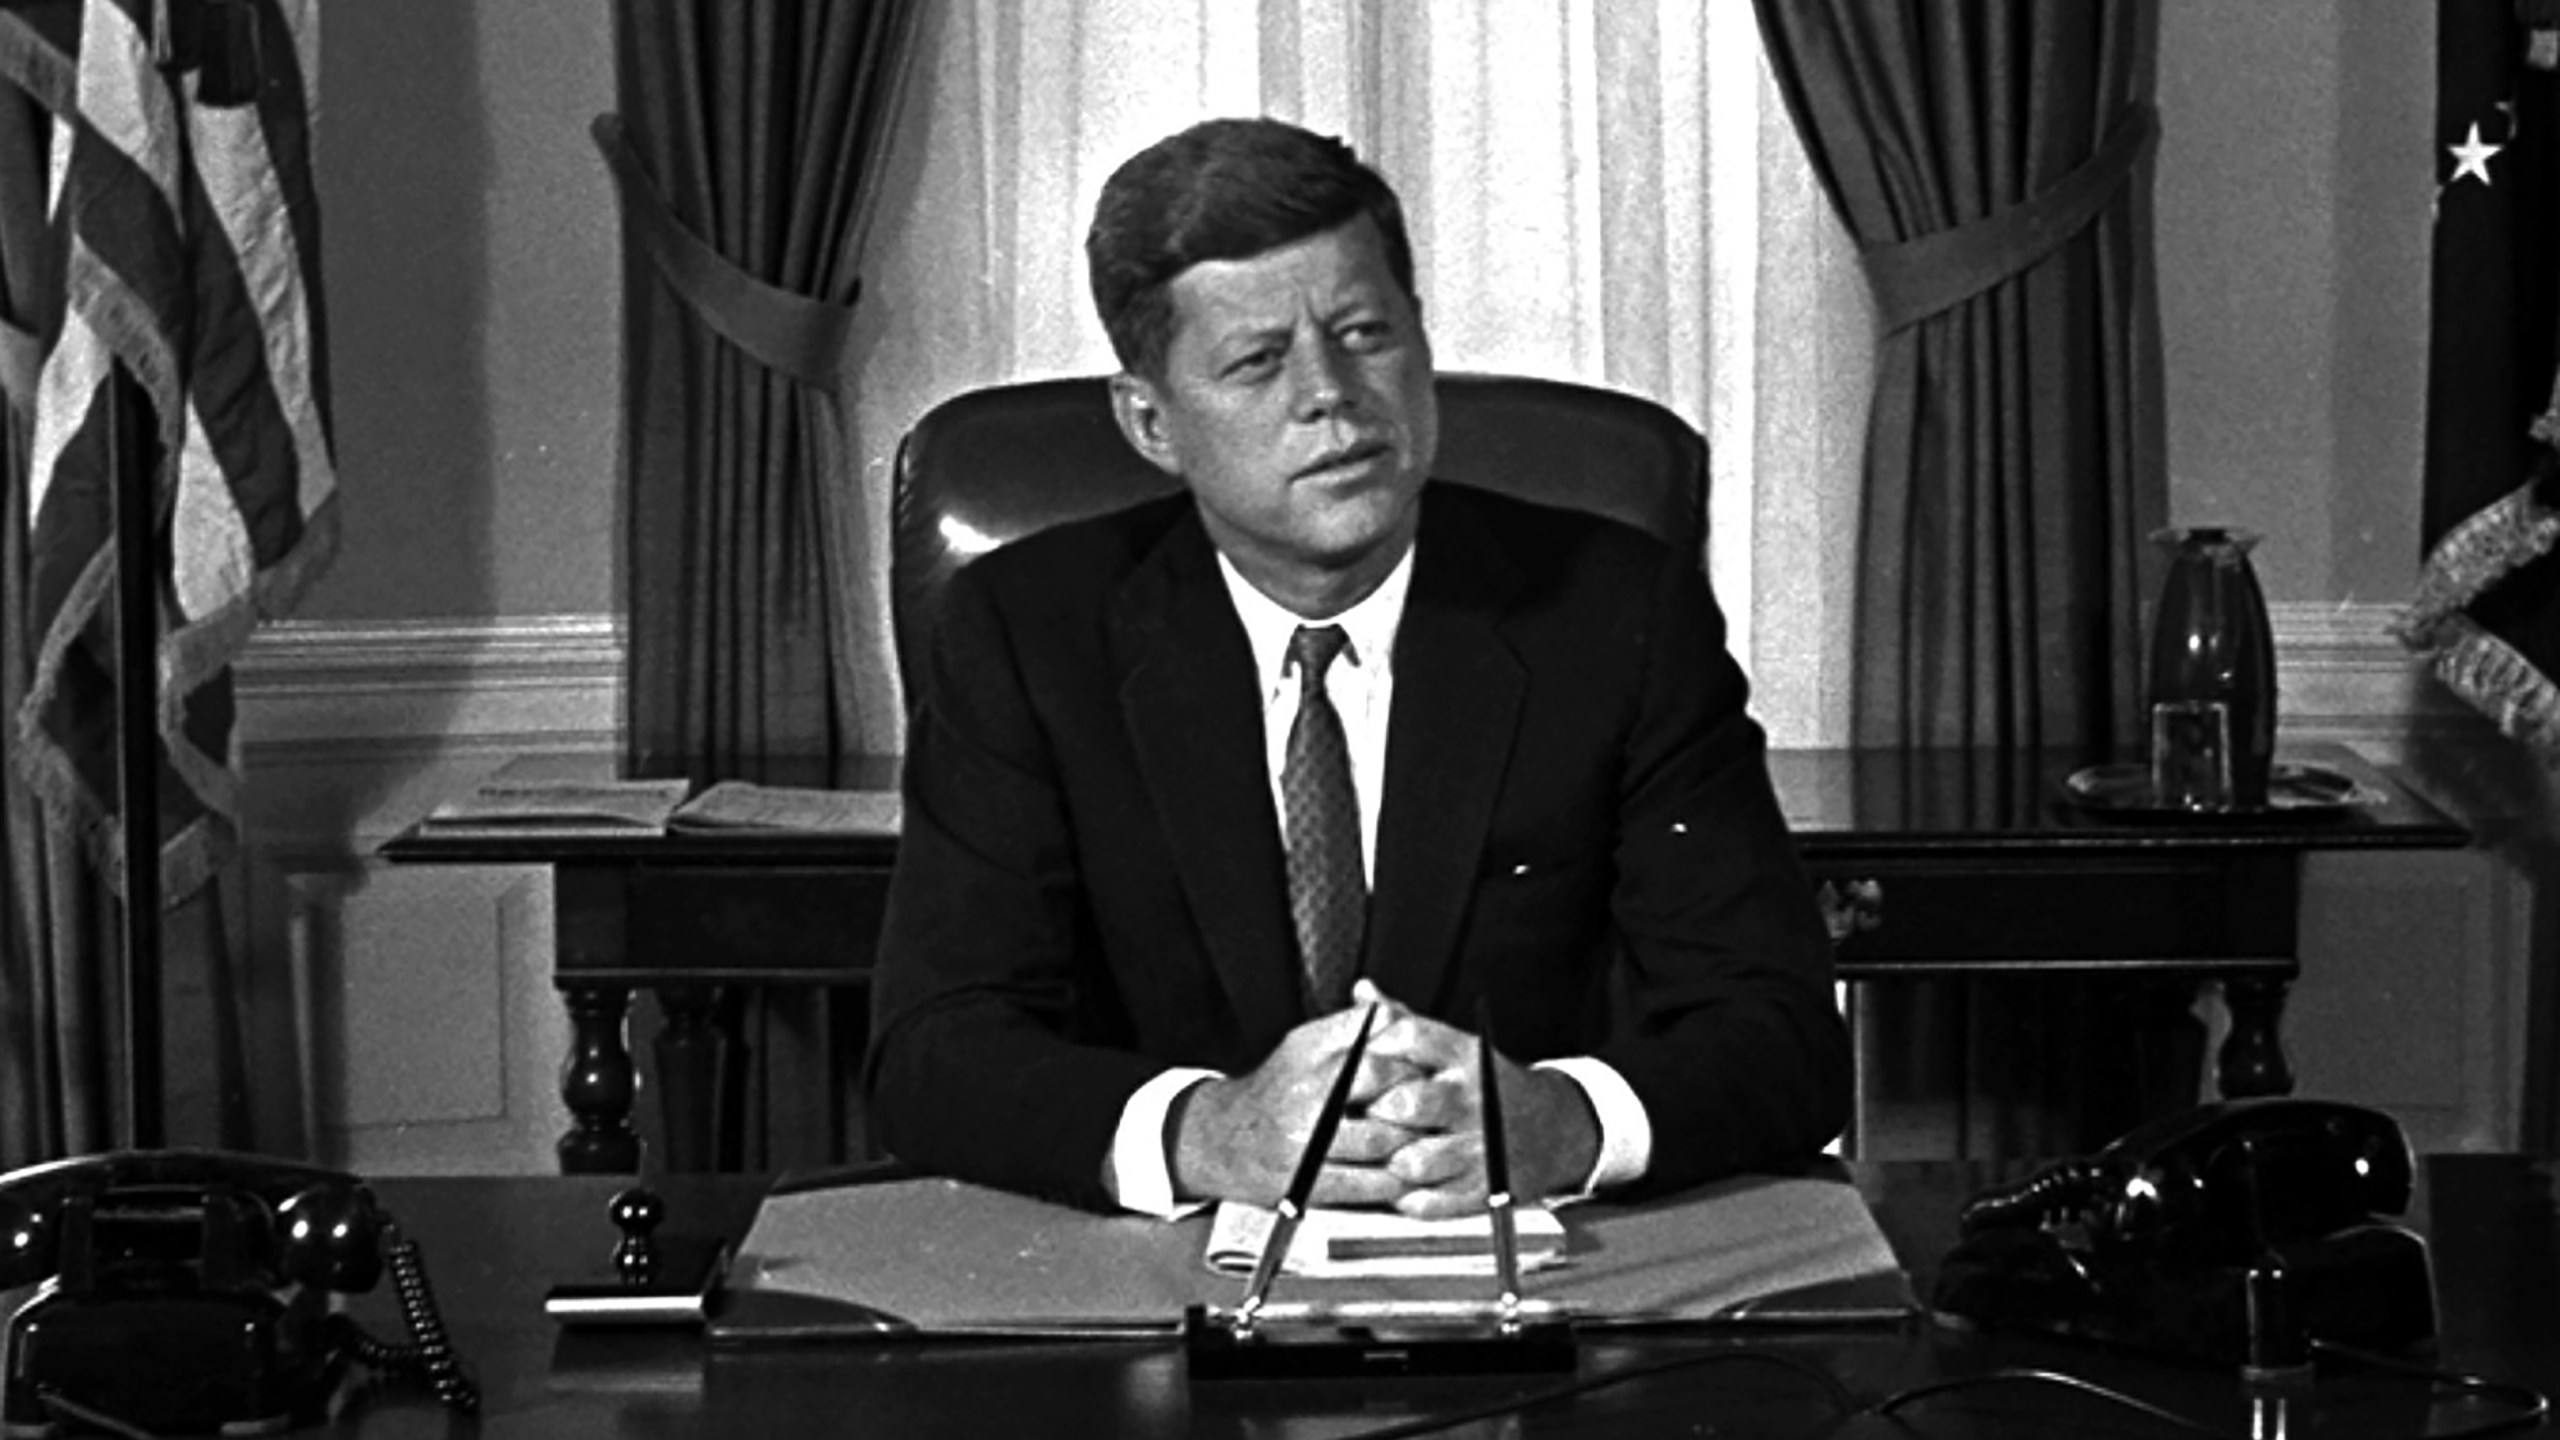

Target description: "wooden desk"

left=381, top=744, right=2467, bottom=1176
left=301, top=1156, right=2556, bottom=1436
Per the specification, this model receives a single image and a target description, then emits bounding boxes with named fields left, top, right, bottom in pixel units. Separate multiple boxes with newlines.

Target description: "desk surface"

left=304, top=1156, right=2552, bottom=1438
left=1767, top=741, right=2465, bottom=854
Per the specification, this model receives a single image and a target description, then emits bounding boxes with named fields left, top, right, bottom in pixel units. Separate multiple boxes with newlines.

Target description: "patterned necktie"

left=1282, top=624, right=1365, bottom=1012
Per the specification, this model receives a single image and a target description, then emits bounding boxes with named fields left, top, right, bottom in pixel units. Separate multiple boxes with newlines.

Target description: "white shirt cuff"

left=1534, top=1056, right=1653, bottom=1194
left=1106, top=1067, right=1222, bottom=1218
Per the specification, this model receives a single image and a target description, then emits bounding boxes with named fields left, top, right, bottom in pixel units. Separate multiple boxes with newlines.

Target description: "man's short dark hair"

left=1086, top=117, right=1417, bottom=380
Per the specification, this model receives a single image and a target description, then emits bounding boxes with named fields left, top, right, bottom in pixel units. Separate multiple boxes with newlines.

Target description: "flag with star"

left=2398, top=1, right=2560, bottom=763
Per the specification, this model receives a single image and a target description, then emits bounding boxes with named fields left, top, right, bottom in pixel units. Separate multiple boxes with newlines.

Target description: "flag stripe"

left=189, top=102, right=327, bottom=556
left=5, top=0, right=336, bottom=903
left=72, top=0, right=170, bottom=215
left=0, top=7, right=77, bottom=125
left=160, top=4, right=338, bottom=696
left=178, top=165, right=306, bottom=570
left=174, top=402, right=253, bottom=622
left=58, top=129, right=186, bottom=428
left=25, top=297, right=106, bottom=527
left=244, top=0, right=329, bottom=435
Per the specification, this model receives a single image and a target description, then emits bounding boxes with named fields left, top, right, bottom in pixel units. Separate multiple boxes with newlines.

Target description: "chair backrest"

left=888, top=372, right=1708, bottom=703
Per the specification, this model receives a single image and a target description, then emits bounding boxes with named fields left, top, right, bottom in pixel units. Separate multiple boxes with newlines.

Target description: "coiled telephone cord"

left=329, top=1223, right=480, bottom=1415
left=1956, top=1158, right=2117, bottom=1234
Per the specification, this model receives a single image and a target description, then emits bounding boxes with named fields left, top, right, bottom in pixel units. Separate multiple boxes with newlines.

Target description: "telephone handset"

left=0, top=1149, right=477, bottom=1435
left=1958, top=1096, right=2414, bottom=1263
left=1934, top=1098, right=2438, bottom=1374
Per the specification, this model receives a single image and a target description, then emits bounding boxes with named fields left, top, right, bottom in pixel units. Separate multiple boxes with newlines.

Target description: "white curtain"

left=845, top=0, right=1871, bottom=753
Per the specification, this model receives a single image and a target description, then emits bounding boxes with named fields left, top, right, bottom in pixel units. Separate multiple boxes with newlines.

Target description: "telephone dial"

left=0, top=1149, right=476, bottom=1436
left=1933, top=1098, right=2438, bottom=1374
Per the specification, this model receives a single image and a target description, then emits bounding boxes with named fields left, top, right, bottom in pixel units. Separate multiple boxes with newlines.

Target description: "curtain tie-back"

left=591, top=113, right=857, bottom=394
left=1862, top=102, right=2158, bottom=336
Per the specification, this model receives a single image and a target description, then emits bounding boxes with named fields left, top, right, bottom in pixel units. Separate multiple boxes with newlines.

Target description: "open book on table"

left=666, top=779, right=901, bottom=835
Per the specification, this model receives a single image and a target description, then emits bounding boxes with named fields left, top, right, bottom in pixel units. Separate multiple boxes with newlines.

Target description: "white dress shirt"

left=1105, top=539, right=1654, bottom=1215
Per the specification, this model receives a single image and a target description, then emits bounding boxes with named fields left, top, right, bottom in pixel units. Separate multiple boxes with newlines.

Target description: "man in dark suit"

left=867, top=117, right=1849, bottom=1217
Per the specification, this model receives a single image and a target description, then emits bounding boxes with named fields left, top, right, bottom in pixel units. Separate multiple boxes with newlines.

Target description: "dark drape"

left=604, top=0, right=922, bottom=783
left=600, top=1, right=922, bottom=1168
left=1755, top=1, right=2170, bottom=1157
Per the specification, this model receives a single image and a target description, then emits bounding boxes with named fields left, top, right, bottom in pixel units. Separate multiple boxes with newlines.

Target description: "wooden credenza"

left=380, top=744, right=2468, bottom=1174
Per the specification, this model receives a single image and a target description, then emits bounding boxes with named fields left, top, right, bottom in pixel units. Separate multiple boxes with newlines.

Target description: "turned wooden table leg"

left=557, top=983, right=641, bottom=1173
left=554, top=863, right=641, bottom=1173
left=2217, top=975, right=2296, bottom=1099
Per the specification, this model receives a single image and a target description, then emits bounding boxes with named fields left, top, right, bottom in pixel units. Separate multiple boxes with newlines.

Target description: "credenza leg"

left=558, top=983, right=642, bottom=1173
left=2217, top=976, right=2295, bottom=1100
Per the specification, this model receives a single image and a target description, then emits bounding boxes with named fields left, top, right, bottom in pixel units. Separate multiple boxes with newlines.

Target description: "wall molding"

left=236, top=603, right=2465, bottom=757
left=236, top=614, right=623, bottom=760
left=2266, top=600, right=2479, bottom=743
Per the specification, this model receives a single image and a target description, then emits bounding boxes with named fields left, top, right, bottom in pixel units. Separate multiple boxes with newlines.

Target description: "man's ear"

left=1108, top=373, right=1185, bottom=478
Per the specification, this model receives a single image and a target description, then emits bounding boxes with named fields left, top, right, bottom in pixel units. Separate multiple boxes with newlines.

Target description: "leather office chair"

left=888, top=372, right=1708, bottom=702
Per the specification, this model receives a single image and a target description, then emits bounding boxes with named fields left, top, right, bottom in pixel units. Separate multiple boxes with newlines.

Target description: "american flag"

left=3, top=0, right=335, bottom=902
left=2398, top=1, right=2560, bottom=765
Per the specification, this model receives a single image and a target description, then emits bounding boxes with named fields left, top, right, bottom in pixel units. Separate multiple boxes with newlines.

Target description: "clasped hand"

left=1170, top=980, right=1600, bottom=1218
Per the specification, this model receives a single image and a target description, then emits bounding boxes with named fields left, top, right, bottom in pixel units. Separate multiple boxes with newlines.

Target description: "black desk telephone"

left=0, top=1150, right=476, bottom=1436
left=1933, top=1098, right=2437, bottom=1375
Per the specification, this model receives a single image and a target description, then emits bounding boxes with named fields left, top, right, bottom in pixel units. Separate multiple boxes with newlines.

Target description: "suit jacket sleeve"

left=1587, top=542, right=1852, bottom=1196
left=863, top=559, right=1160, bottom=1211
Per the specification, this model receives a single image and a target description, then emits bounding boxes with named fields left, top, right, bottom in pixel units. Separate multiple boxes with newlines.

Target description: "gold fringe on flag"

left=2395, top=423, right=2560, bottom=763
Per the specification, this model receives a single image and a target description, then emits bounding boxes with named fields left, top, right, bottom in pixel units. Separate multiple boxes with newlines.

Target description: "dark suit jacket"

left=866, top=482, right=1851, bottom=1209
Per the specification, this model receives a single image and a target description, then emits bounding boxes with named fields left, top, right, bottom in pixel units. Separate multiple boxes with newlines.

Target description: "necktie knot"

left=1287, top=624, right=1351, bottom=693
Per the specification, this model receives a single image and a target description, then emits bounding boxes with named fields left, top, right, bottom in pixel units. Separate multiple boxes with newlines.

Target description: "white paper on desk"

left=1205, top=1201, right=1568, bottom=1279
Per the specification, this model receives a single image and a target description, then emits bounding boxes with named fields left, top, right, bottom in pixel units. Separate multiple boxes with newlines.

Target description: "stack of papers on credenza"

left=707, top=1171, right=1914, bottom=1344
left=415, top=764, right=904, bottom=841
left=419, top=776, right=692, bottom=839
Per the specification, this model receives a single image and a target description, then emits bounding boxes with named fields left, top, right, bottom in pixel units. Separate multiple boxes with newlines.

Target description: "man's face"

left=1111, top=215, right=1437, bottom=612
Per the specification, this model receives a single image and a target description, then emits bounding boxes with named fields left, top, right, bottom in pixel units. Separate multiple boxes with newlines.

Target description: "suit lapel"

left=1111, top=510, right=1304, bottom=1038
left=1368, top=488, right=1527, bottom=1008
